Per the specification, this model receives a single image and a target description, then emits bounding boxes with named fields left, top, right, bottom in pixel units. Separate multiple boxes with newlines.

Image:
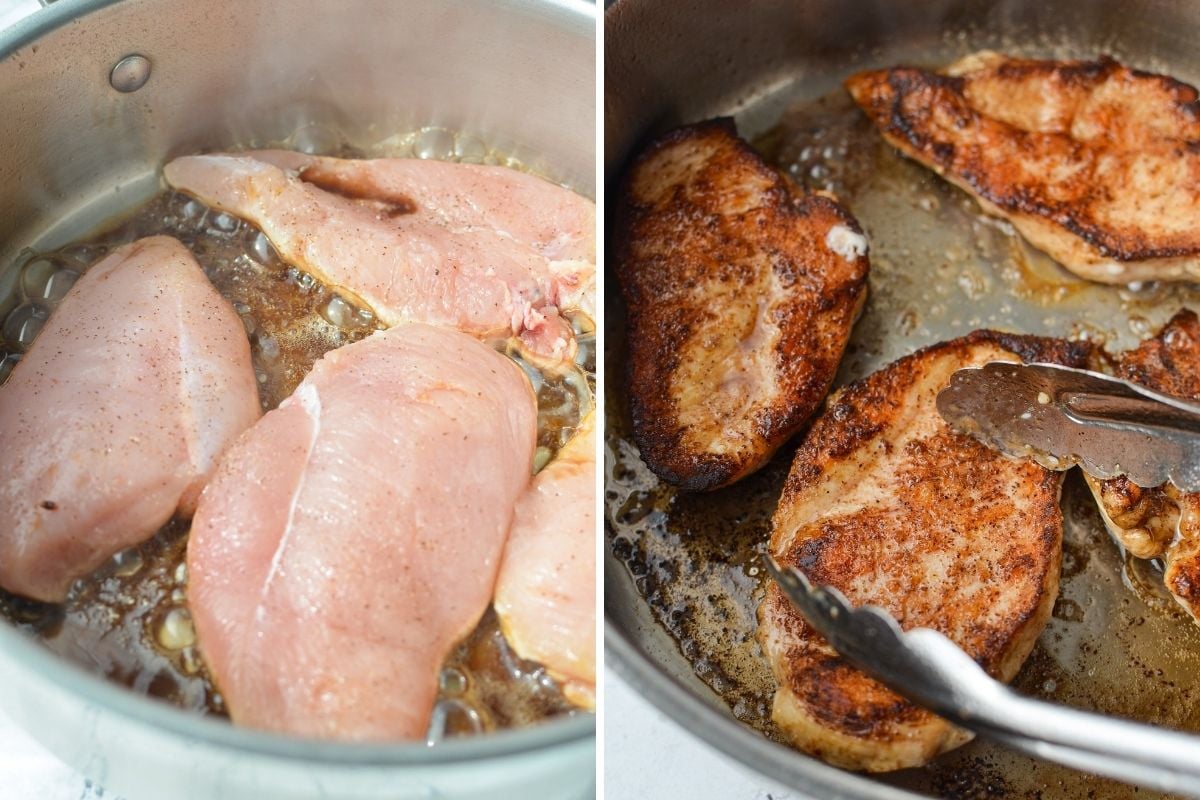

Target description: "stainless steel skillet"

left=0, top=1, right=596, bottom=798
left=605, top=1, right=1200, bottom=798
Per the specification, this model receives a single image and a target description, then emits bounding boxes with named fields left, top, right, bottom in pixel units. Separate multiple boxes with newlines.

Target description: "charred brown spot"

left=1170, top=563, right=1200, bottom=604
left=964, top=329, right=1094, bottom=368
left=299, top=165, right=417, bottom=217
left=1099, top=475, right=1146, bottom=518
left=1114, top=309, right=1200, bottom=399
left=799, top=653, right=928, bottom=738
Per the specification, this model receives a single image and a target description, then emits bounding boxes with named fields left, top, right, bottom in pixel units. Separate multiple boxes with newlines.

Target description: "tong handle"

left=906, top=629, right=1200, bottom=797
left=936, top=361, right=1200, bottom=491
left=1062, top=389, right=1200, bottom=436
left=765, top=558, right=1200, bottom=797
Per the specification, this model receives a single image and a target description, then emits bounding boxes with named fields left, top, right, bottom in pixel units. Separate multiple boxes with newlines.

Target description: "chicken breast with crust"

left=614, top=119, right=869, bottom=492
left=846, top=52, right=1200, bottom=284
left=759, top=330, right=1091, bottom=771
left=1083, top=309, right=1200, bottom=624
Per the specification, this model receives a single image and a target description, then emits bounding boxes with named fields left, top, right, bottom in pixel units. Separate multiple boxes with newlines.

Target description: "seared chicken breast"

left=1084, top=309, right=1200, bottom=624
left=846, top=52, right=1200, bottom=284
left=614, top=119, right=869, bottom=491
left=759, top=330, right=1091, bottom=771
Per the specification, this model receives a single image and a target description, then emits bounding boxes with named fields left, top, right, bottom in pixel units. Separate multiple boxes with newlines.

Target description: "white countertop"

left=0, top=707, right=114, bottom=800
left=604, top=671, right=796, bottom=800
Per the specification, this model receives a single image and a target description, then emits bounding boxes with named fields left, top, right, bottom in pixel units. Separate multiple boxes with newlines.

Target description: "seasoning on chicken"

left=1083, top=309, right=1200, bottom=624
left=494, top=411, right=596, bottom=708
left=759, top=331, right=1091, bottom=771
left=186, top=323, right=537, bottom=740
left=163, top=151, right=595, bottom=362
left=614, top=119, right=869, bottom=492
left=0, top=236, right=260, bottom=602
left=847, top=52, right=1200, bottom=284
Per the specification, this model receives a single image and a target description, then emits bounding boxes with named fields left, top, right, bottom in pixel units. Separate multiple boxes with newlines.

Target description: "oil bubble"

left=415, top=127, right=456, bottom=161
left=42, top=270, right=79, bottom=303
left=320, top=295, right=364, bottom=328
left=157, top=607, right=196, bottom=651
left=3, top=303, right=49, bottom=349
left=20, top=259, right=56, bottom=300
left=0, top=352, right=17, bottom=384
left=210, top=212, right=239, bottom=233
left=454, top=134, right=488, bottom=163
left=251, top=232, right=275, bottom=264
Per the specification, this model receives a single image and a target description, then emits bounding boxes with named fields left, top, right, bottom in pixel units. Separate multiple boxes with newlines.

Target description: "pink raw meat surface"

left=494, top=411, right=596, bottom=709
left=0, top=236, right=260, bottom=602
left=186, top=323, right=537, bottom=740
left=163, top=151, right=595, bottom=362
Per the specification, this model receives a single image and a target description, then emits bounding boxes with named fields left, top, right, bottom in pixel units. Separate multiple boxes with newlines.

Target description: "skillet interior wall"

left=604, top=0, right=1195, bottom=173
left=0, top=0, right=595, bottom=273
left=605, top=0, right=1200, bottom=798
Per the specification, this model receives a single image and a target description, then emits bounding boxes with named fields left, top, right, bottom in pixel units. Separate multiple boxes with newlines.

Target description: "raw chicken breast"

left=0, top=236, right=260, bottom=602
left=494, top=411, right=596, bottom=709
left=163, top=151, right=595, bottom=362
left=187, top=323, right=537, bottom=740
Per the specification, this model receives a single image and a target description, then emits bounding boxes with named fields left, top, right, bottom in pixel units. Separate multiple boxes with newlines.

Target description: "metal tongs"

left=765, top=362, right=1200, bottom=795
left=935, top=361, right=1200, bottom=491
left=764, top=558, right=1200, bottom=797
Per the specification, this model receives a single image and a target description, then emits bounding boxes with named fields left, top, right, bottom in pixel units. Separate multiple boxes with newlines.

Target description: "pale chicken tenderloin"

left=0, top=236, right=261, bottom=602
left=163, top=151, right=595, bottom=362
left=186, top=323, right=537, bottom=740
left=494, top=411, right=596, bottom=709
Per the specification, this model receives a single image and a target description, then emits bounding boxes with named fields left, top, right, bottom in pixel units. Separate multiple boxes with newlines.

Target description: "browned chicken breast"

left=846, top=52, right=1200, bottom=284
left=614, top=119, right=870, bottom=491
left=1084, top=309, right=1200, bottom=623
left=758, top=330, right=1091, bottom=771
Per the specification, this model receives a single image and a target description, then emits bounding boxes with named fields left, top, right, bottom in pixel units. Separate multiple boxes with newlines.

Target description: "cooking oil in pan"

left=0, top=130, right=593, bottom=736
left=606, top=89, right=1200, bottom=798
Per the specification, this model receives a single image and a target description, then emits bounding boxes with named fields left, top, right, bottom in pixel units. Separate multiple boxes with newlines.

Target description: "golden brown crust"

left=1112, top=309, right=1200, bottom=395
left=846, top=52, right=1200, bottom=282
left=1086, top=473, right=1180, bottom=559
left=758, top=330, right=1089, bottom=771
left=1084, top=309, right=1200, bottom=623
left=614, top=119, right=869, bottom=491
left=1087, top=310, right=1200, bottom=560
left=1168, top=496, right=1200, bottom=615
